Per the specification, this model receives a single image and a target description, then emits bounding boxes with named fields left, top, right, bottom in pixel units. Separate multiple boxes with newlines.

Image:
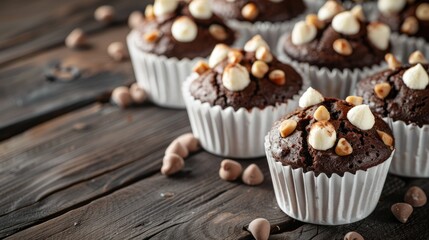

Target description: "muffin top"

left=378, top=0, right=429, bottom=41
left=282, top=1, right=391, bottom=70
left=267, top=87, right=394, bottom=177
left=209, top=0, right=306, bottom=23
left=134, top=0, right=236, bottom=59
left=356, top=52, right=429, bottom=126
left=189, top=35, right=303, bottom=110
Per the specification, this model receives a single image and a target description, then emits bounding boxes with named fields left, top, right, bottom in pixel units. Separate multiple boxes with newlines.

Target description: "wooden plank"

left=0, top=26, right=134, bottom=141
left=0, top=0, right=150, bottom=66
left=0, top=104, right=191, bottom=238
left=2, top=99, right=428, bottom=239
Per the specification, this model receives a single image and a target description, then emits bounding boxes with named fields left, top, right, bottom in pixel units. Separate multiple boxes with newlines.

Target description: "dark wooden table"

left=1, top=0, right=428, bottom=239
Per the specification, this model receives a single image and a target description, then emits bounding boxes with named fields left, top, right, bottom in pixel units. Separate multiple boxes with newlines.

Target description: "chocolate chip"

left=44, top=61, right=81, bottom=82
left=344, top=231, right=364, bottom=240
left=391, top=203, right=413, bottom=223
left=404, top=186, right=427, bottom=207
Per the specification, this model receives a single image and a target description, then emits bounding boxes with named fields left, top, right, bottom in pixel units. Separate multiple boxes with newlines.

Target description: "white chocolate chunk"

left=189, top=0, right=212, bottom=19
left=308, top=121, right=337, bottom=151
left=332, top=11, right=360, bottom=35
left=378, top=0, right=406, bottom=15
left=318, top=0, right=344, bottom=21
left=171, top=16, right=198, bottom=42
left=402, top=64, right=429, bottom=90
left=208, top=44, right=230, bottom=67
left=244, top=35, right=270, bottom=52
left=291, top=21, right=317, bottom=45
left=299, top=87, right=324, bottom=108
left=154, top=0, right=179, bottom=17
left=367, top=22, right=391, bottom=50
left=222, top=64, right=251, bottom=91
left=347, top=105, right=375, bottom=130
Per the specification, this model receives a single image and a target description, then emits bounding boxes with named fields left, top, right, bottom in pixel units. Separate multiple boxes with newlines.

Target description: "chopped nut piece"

left=219, top=159, right=242, bottom=181
left=65, top=28, right=87, bottom=49
left=241, top=3, right=259, bottom=21
left=193, top=61, right=210, bottom=75
left=145, top=4, right=155, bottom=19
left=345, top=96, right=363, bottom=106
left=377, top=130, right=393, bottom=147
left=305, top=14, right=325, bottom=29
left=401, top=16, right=419, bottom=35
left=278, top=119, right=297, bottom=138
left=209, top=24, right=227, bottom=41
left=255, top=46, right=273, bottom=63
left=314, top=105, right=330, bottom=121
left=374, top=82, right=391, bottom=99
left=335, top=138, right=353, bottom=156
left=416, top=3, right=429, bottom=21
left=251, top=60, right=269, bottom=78
left=242, top=164, right=264, bottom=186
left=269, top=70, right=286, bottom=85
left=94, top=5, right=115, bottom=24
left=409, top=51, right=428, bottom=64
left=107, top=42, right=128, bottom=61
left=385, top=53, right=402, bottom=70
left=333, top=39, right=353, bottom=56
left=165, top=140, right=189, bottom=158
left=143, top=30, right=160, bottom=43
left=228, top=50, right=243, bottom=64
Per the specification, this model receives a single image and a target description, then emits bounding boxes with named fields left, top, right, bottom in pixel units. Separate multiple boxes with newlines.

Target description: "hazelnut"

left=219, top=159, right=243, bottom=181
left=255, top=46, right=273, bottom=63
left=335, top=138, right=353, bottom=156
left=248, top=218, right=270, bottom=240
left=165, top=140, right=189, bottom=158
left=314, top=105, right=330, bottom=121
left=129, top=83, right=146, bottom=104
left=268, top=70, right=286, bottom=85
left=193, top=61, right=210, bottom=75
left=333, top=38, right=353, bottom=56
left=176, top=133, right=200, bottom=152
left=228, top=50, right=243, bottom=64
left=305, top=14, right=325, bottom=29
left=128, top=11, right=144, bottom=29
left=143, top=30, right=160, bottom=43
left=241, top=3, right=259, bottom=21
left=385, top=53, right=402, bottom=70
left=401, top=16, right=419, bottom=35
left=111, top=86, right=132, bottom=108
left=409, top=51, right=428, bottom=64
left=377, top=130, right=393, bottom=148
left=374, top=82, right=391, bottom=99
left=345, top=96, right=363, bottom=106
left=94, top=5, right=115, bottom=24
left=209, top=24, right=227, bottom=41
left=278, top=119, right=297, bottom=138
left=161, top=153, right=184, bottom=176
left=416, top=3, right=429, bottom=21
left=242, top=164, right=264, bottom=186
left=107, top=42, right=128, bottom=61
left=251, top=61, right=269, bottom=78
left=65, top=28, right=87, bottom=49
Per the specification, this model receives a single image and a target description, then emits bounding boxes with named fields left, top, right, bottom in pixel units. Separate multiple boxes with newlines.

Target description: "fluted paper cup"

left=265, top=136, right=394, bottom=225
left=387, top=119, right=429, bottom=177
left=276, top=34, right=386, bottom=99
left=182, top=75, right=307, bottom=158
left=390, top=33, right=429, bottom=62
left=127, top=30, right=204, bottom=109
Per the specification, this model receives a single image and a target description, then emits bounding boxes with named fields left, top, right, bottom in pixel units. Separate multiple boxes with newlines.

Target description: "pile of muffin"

left=127, top=0, right=429, bottom=226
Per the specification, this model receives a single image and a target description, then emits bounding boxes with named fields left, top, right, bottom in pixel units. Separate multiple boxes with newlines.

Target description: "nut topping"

left=409, top=51, right=428, bottom=64
left=401, top=16, right=419, bottom=35
left=333, top=39, right=353, bottom=56
left=269, top=70, right=286, bottom=86
left=416, top=3, right=429, bottom=21
left=278, top=119, right=297, bottom=138
left=314, top=105, right=330, bottom=121
left=143, top=30, right=160, bottom=42
left=377, top=130, right=393, bottom=147
left=192, top=60, right=210, bottom=75
left=255, top=46, right=273, bottom=63
left=374, top=82, right=391, bottom=99
left=228, top=50, right=243, bottom=64
left=385, top=53, right=402, bottom=70
left=345, top=96, right=363, bottom=106
left=305, top=14, right=325, bottom=29
left=209, top=24, right=227, bottom=41
left=335, top=138, right=353, bottom=156
left=251, top=61, right=269, bottom=78
left=241, top=3, right=259, bottom=21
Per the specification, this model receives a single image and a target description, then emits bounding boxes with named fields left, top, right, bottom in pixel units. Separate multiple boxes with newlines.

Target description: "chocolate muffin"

left=356, top=52, right=429, bottom=126
left=378, top=0, right=429, bottom=42
left=189, top=36, right=303, bottom=110
left=282, top=1, right=391, bottom=70
left=134, top=0, right=236, bottom=59
left=209, top=0, right=306, bottom=23
left=267, top=88, right=394, bottom=177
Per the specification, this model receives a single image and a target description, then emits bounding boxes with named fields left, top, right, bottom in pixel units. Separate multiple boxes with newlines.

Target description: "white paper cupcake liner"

left=127, top=30, right=204, bottom=109
left=276, top=34, right=387, bottom=99
left=265, top=136, right=394, bottom=225
left=390, top=33, right=429, bottom=62
left=386, top=119, right=429, bottom=177
left=182, top=75, right=307, bottom=158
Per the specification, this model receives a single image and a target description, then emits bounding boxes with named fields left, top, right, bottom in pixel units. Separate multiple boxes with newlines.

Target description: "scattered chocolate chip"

left=404, top=186, right=427, bottom=207
left=165, top=140, right=189, bottom=158
left=248, top=218, right=270, bottom=240
left=107, top=42, right=128, bottom=61
left=111, top=86, right=133, bottom=108
left=44, top=61, right=81, bottom=82
left=242, top=164, right=264, bottom=186
left=129, top=83, right=147, bottom=104
left=94, top=5, right=116, bottom=24
left=219, top=159, right=242, bottom=181
left=176, top=133, right=200, bottom=153
left=65, top=28, right=88, bottom=49
left=391, top=203, right=413, bottom=223
left=161, top=153, right=185, bottom=176
left=344, top=231, right=364, bottom=240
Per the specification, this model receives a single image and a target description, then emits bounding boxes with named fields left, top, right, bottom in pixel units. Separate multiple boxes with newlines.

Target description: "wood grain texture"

left=0, top=104, right=191, bottom=238
left=0, top=26, right=134, bottom=141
